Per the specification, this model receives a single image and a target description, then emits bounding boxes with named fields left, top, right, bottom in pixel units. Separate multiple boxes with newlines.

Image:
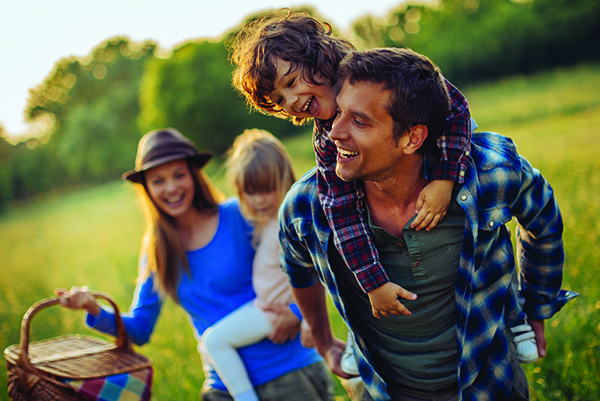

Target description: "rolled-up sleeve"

left=511, top=156, right=578, bottom=319
left=278, top=172, right=324, bottom=290
left=279, top=212, right=320, bottom=289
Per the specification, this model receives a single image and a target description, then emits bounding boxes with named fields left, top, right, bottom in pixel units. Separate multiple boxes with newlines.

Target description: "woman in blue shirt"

left=55, top=128, right=331, bottom=401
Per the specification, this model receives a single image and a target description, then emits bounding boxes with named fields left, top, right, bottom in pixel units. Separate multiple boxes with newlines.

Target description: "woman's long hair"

left=225, top=129, right=295, bottom=244
left=134, top=160, right=225, bottom=302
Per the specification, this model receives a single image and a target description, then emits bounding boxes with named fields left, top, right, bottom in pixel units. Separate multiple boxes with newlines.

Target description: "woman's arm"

left=55, top=273, right=163, bottom=346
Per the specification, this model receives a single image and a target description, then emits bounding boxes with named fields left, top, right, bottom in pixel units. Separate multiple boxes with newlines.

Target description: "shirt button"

left=489, top=221, right=494, bottom=227
left=460, top=171, right=465, bottom=177
left=376, top=229, right=383, bottom=234
left=466, top=151, right=470, bottom=156
left=413, top=261, right=421, bottom=268
left=396, top=242, right=404, bottom=248
left=460, top=194, right=468, bottom=201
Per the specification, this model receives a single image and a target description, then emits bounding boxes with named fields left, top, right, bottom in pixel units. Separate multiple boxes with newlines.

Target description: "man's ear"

left=404, top=125, right=428, bottom=155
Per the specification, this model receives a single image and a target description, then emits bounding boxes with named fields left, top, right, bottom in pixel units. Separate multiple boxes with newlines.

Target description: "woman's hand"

left=54, top=286, right=101, bottom=316
left=263, top=304, right=301, bottom=344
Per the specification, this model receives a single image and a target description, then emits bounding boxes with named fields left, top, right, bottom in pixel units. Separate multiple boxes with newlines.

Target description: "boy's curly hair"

left=229, top=10, right=354, bottom=125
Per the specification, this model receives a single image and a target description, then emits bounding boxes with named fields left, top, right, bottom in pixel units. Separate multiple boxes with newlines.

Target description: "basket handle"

left=17, top=291, right=132, bottom=374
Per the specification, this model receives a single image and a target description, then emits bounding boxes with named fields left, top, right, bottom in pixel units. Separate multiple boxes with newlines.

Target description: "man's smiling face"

left=329, top=79, right=407, bottom=184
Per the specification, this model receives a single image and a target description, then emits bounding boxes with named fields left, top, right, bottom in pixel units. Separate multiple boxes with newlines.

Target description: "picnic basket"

left=4, top=292, right=153, bottom=401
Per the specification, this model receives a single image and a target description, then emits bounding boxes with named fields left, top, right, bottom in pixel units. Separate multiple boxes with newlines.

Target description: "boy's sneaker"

left=341, top=339, right=359, bottom=375
left=342, top=377, right=365, bottom=401
left=511, top=320, right=540, bottom=364
left=340, top=335, right=365, bottom=400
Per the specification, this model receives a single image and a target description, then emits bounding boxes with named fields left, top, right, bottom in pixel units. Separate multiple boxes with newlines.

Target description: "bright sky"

left=1, top=0, right=405, bottom=140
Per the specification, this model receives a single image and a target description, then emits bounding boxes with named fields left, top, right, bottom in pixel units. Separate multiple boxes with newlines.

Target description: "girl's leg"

left=200, top=301, right=273, bottom=401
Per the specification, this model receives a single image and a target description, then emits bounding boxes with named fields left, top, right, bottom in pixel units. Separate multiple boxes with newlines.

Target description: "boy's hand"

left=367, top=282, right=416, bottom=319
left=411, top=180, right=454, bottom=231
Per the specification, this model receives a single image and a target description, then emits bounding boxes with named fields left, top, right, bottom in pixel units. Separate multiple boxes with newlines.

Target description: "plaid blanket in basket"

left=64, top=368, right=152, bottom=401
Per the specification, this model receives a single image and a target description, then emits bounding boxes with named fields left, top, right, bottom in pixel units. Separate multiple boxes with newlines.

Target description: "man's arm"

left=509, top=153, right=578, bottom=358
left=291, top=283, right=352, bottom=379
left=512, top=155, right=577, bottom=320
left=278, top=171, right=358, bottom=378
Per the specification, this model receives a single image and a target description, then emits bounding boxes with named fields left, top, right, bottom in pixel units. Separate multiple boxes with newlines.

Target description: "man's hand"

left=264, top=304, right=301, bottom=344
left=367, top=282, right=416, bottom=319
left=529, top=319, right=547, bottom=358
left=411, top=180, right=454, bottom=231
left=322, top=337, right=354, bottom=379
left=291, top=283, right=353, bottom=378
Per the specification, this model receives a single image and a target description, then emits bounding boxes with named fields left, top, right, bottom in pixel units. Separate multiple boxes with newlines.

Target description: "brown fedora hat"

left=122, top=128, right=213, bottom=183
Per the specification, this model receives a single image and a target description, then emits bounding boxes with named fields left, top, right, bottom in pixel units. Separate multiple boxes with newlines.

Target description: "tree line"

left=0, top=0, right=598, bottom=209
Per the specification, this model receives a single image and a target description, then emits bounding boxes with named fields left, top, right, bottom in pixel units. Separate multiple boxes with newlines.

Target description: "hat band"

left=138, top=142, right=198, bottom=169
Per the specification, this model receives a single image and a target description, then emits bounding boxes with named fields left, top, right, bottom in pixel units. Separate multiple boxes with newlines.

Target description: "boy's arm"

left=367, top=282, right=416, bottom=319
left=433, top=78, right=472, bottom=184
left=412, top=78, right=472, bottom=231
left=313, top=122, right=415, bottom=317
left=313, top=123, right=388, bottom=293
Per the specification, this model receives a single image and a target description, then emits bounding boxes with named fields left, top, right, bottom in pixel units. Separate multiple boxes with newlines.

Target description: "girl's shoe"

left=511, top=320, right=540, bottom=364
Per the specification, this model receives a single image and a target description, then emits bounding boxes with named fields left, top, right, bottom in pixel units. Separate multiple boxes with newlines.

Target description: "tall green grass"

left=1, top=63, right=599, bottom=400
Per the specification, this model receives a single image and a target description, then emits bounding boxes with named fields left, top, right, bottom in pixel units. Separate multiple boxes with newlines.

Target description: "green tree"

left=139, top=39, right=306, bottom=157
left=353, top=0, right=600, bottom=85
left=0, top=134, right=14, bottom=209
left=26, top=37, right=157, bottom=184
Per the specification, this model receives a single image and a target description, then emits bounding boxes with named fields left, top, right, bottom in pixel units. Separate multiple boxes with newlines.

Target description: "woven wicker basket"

left=4, top=292, right=152, bottom=401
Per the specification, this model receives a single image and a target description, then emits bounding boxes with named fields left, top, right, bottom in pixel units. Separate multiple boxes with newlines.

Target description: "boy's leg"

left=506, top=268, right=539, bottom=364
left=507, top=325, right=530, bottom=400
left=340, top=331, right=366, bottom=401
left=200, top=301, right=273, bottom=399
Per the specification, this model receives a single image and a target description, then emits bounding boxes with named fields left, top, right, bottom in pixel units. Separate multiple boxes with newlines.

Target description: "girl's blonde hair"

left=135, top=161, right=225, bottom=302
left=226, top=129, right=295, bottom=240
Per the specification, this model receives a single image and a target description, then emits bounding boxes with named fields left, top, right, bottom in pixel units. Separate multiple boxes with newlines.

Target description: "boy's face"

left=267, top=58, right=341, bottom=121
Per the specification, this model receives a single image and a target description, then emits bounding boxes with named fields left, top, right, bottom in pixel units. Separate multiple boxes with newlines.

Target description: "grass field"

left=1, top=63, right=599, bottom=400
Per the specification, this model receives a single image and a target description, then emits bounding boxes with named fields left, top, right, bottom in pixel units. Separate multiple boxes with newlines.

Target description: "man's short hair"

left=338, top=48, right=451, bottom=152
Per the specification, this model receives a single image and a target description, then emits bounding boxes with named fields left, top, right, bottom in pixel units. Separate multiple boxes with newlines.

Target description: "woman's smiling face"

left=145, top=159, right=195, bottom=219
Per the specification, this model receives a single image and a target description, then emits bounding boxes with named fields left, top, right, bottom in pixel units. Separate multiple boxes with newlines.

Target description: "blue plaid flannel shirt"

left=279, top=131, right=578, bottom=401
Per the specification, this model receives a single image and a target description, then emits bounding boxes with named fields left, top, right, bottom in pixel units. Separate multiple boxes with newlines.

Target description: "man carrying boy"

left=279, top=47, right=576, bottom=400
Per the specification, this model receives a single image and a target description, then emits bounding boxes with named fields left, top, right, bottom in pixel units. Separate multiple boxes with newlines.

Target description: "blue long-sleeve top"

left=87, top=198, right=321, bottom=391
